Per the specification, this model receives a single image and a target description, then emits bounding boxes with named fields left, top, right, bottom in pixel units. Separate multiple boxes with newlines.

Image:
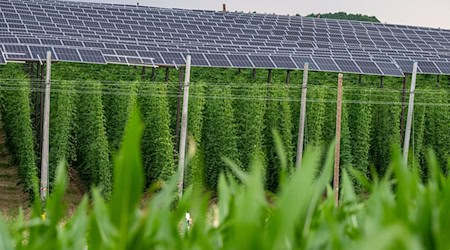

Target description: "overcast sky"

left=68, top=0, right=450, bottom=29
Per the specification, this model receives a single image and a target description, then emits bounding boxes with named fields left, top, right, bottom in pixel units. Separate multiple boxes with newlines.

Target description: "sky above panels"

left=67, top=0, right=450, bottom=30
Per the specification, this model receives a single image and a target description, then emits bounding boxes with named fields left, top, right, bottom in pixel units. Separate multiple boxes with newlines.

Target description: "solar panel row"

left=13, top=0, right=450, bottom=43
left=1, top=14, right=448, bottom=59
left=1, top=0, right=449, bottom=76
left=2, top=33, right=446, bottom=62
left=0, top=42, right=404, bottom=76
left=2, top=44, right=107, bottom=64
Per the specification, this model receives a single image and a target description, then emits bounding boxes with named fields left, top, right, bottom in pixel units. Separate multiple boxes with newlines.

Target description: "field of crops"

left=1, top=110, right=450, bottom=249
left=0, top=63, right=449, bottom=198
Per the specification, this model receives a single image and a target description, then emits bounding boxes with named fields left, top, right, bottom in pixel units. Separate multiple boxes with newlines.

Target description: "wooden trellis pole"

left=403, top=62, right=418, bottom=165
left=177, top=55, right=192, bottom=197
left=295, top=63, right=309, bottom=169
left=40, top=51, right=52, bottom=203
left=334, top=73, right=343, bottom=207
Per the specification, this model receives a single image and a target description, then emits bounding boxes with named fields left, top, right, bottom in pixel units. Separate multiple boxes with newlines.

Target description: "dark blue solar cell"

left=115, top=49, right=138, bottom=57
left=354, top=60, right=382, bottom=75
left=376, top=62, right=404, bottom=77
left=313, top=57, right=340, bottom=72
left=84, top=21, right=101, bottom=28
left=395, top=60, right=416, bottom=73
left=104, top=55, right=127, bottom=64
left=116, top=23, right=131, bottom=30
left=204, top=54, right=231, bottom=67
left=62, top=40, right=84, bottom=47
left=126, top=57, right=143, bottom=65
left=3, top=44, right=31, bottom=60
left=334, top=59, right=361, bottom=74
left=3, top=12, right=20, bottom=20
left=18, top=37, right=41, bottom=45
left=248, top=55, right=275, bottom=68
left=417, top=61, right=441, bottom=74
left=227, top=54, right=253, bottom=68
left=160, top=51, right=186, bottom=65
left=189, top=53, right=209, bottom=66
left=84, top=41, right=105, bottom=48
left=291, top=56, right=318, bottom=70
left=0, top=37, right=19, bottom=43
left=78, top=49, right=106, bottom=64
left=28, top=46, right=53, bottom=60
left=270, top=55, right=297, bottom=69
left=434, top=62, right=450, bottom=74
left=54, top=47, right=82, bottom=62
left=104, top=43, right=126, bottom=50
left=68, top=19, right=84, bottom=26
left=40, top=39, right=63, bottom=46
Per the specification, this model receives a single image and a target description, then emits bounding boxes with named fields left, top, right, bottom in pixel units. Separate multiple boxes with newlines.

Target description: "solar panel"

left=138, top=51, right=164, bottom=65
left=375, top=62, right=404, bottom=77
left=395, top=60, right=416, bottom=73
left=248, top=55, right=275, bottom=68
left=3, top=44, right=31, bottom=60
left=0, top=37, right=19, bottom=43
left=291, top=56, right=319, bottom=70
left=354, top=61, right=382, bottom=75
left=270, top=55, right=297, bottom=69
left=434, top=62, right=450, bottom=74
left=334, top=59, right=362, bottom=74
left=417, top=61, right=441, bottom=74
left=126, top=57, right=143, bottom=65
left=78, top=49, right=106, bottom=64
left=0, top=0, right=450, bottom=76
left=160, top=51, right=186, bottom=65
left=204, top=54, right=231, bottom=67
left=28, top=45, right=54, bottom=60
left=227, top=54, right=254, bottom=68
left=53, top=47, right=82, bottom=62
left=104, top=55, right=127, bottom=64
left=189, top=53, right=209, bottom=66
left=313, top=57, right=340, bottom=72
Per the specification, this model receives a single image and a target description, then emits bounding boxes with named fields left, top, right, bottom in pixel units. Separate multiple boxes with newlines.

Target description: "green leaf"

left=109, top=108, right=145, bottom=249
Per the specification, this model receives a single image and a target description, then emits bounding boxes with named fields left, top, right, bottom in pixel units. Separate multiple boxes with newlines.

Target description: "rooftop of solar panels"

left=1, top=0, right=450, bottom=76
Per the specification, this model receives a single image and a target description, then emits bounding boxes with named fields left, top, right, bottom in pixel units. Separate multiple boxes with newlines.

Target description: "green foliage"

left=49, top=80, right=76, bottom=189
left=264, top=83, right=293, bottom=192
left=289, top=74, right=303, bottom=143
left=203, top=85, right=238, bottom=190
left=233, top=82, right=266, bottom=170
left=74, top=81, right=112, bottom=198
left=137, top=82, right=175, bottom=185
left=319, top=86, right=352, bottom=169
left=185, top=82, right=206, bottom=188
left=108, top=110, right=144, bottom=249
left=409, top=89, right=427, bottom=174
left=102, top=81, right=137, bottom=153
left=2, top=111, right=450, bottom=249
left=321, top=87, right=337, bottom=144
left=306, top=86, right=326, bottom=147
left=340, top=96, right=353, bottom=169
left=348, top=88, right=373, bottom=177
left=0, top=66, right=37, bottom=196
left=423, top=88, right=450, bottom=173
left=370, top=89, right=401, bottom=175
left=306, top=11, right=380, bottom=22
left=2, top=63, right=450, bottom=203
